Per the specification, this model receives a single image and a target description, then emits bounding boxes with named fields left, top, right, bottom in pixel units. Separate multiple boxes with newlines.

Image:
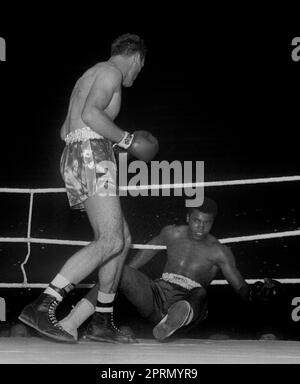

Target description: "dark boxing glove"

left=115, top=130, right=159, bottom=163
left=250, top=278, right=282, bottom=303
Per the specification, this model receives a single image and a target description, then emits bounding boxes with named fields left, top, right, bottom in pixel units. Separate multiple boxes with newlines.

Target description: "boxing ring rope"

left=0, top=175, right=299, bottom=288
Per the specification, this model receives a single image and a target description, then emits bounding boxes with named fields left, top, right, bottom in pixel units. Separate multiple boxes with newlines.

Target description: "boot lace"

left=48, top=299, right=64, bottom=331
left=109, top=313, right=126, bottom=336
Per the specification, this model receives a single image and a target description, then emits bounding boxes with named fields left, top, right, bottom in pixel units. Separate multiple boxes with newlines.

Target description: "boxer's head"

left=187, top=197, right=218, bottom=240
left=110, top=33, right=146, bottom=87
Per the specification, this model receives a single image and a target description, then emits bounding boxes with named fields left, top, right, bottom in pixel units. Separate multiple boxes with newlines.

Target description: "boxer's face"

left=123, top=54, right=144, bottom=87
left=188, top=210, right=214, bottom=240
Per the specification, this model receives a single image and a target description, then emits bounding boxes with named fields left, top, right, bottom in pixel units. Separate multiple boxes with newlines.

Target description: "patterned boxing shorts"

left=60, top=127, right=117, bottom=210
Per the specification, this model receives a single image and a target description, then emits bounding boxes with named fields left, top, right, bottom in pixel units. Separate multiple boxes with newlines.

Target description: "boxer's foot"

left=19, top=293, right=76, bottom=343
left=85, top=312, right=134, bottom=343
left=153, top=300, right=191, bottom=341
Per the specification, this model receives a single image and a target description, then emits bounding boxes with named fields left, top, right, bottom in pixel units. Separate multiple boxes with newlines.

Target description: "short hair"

left=111, top=33, right=147, bottom=61
left=188, top=197, right=218, bottom=218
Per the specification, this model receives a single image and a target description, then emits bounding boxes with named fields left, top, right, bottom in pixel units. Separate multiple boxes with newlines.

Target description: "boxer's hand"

left=250, top=278, right=282, bottom=303
left=114, top=130, right=159, bottom=163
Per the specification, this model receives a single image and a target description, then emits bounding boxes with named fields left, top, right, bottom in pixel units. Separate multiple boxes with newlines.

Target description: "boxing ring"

left=0, top=338, right=300, bottom=364
left=0, top=175, right=300, bottom=363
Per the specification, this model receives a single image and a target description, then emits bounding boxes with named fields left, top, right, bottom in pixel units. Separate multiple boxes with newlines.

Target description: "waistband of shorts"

left=161, top=273, right=202, bottom=290
left=64, top=127, right=104, bottom=144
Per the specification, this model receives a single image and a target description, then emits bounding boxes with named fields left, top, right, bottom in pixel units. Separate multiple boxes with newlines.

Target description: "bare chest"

left=105, top=90, right=122, bottom=120
left=165, top=239, right=219, bottom=282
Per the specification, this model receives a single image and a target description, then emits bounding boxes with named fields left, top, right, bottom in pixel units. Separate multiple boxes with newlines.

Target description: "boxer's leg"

left=58, top=220, right=133, bottom=341
left=85, top=218, right=134, bottom=343
left=80, top=264, right=157, bottom=320
left=19, top=193, right=126, bottom=343
left=19, top=139, right=124, bottom=343
left=119, top=265, right=156, bottom=319
left=153, top=300, right=191, bottom=341
left=153, top=287, right=208, bottom=341
left=185, top=287, right=208, bottom=327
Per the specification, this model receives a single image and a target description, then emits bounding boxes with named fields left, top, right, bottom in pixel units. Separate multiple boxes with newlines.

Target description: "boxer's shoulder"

left=80, top=62, right=122, bottom=89
left=206, top=233, right=222, bottom=248
left=95, top=61, right=123, bottom=81
left=160, top=224, right=186, bottom=241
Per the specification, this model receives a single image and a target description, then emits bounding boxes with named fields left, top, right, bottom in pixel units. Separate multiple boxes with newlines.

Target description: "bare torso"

left=60, top=62, right=122, bottom=140
left=163, top=225, right=223, bottom=288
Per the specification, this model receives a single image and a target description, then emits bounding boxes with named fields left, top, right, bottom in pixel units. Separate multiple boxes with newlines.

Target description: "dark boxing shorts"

left=149, top=273, right=208, bottom=327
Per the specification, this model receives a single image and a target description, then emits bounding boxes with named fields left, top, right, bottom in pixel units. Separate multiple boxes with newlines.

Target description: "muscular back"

left=163, top=225, right=222, bottom=287
left=60, top=62, right=122, bottom=140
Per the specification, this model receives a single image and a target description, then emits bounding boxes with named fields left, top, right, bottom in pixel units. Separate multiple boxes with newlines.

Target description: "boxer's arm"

left=81, top=69, right=125, bottom=143
left=128, top=236, right=163, bottom=269
left=128, top=226, right=171, bottom=269
left=217, top=246, right=250, bottom=301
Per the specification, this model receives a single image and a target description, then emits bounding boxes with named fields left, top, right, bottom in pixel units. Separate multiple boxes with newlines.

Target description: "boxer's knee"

left=108, top=235, right=125, bottom=255
left=94, top=233, right=125, bottom=259
left=94, top=223, right=131, bottom=258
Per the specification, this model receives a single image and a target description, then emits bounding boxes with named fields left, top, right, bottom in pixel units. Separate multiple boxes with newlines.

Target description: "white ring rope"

left=0, top=278, right=298, bottom=289
left=0, top=175, right=300, bottom=194
left=0, top=175, right=299, bottom=287
left=0, top=229, right=300, bottom=248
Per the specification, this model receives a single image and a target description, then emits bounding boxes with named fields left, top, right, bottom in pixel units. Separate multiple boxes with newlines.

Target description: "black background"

left=0, top=17, right=299, bottom=186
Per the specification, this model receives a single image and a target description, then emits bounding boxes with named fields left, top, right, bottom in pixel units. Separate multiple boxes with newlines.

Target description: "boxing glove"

left=250, top=278, right=282, bottom=303
left=115, top=130, right=159, bottom=163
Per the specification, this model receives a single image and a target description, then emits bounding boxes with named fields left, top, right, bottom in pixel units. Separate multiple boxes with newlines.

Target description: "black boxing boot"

left=85, top=312, right=134, bottom=343
left=18, top=284, right=76, bottom=343
left=153, top=300, right=191, bottom=341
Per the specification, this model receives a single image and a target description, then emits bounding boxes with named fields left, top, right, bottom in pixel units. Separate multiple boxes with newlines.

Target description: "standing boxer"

left=19, top=33, right=158, bottom=343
